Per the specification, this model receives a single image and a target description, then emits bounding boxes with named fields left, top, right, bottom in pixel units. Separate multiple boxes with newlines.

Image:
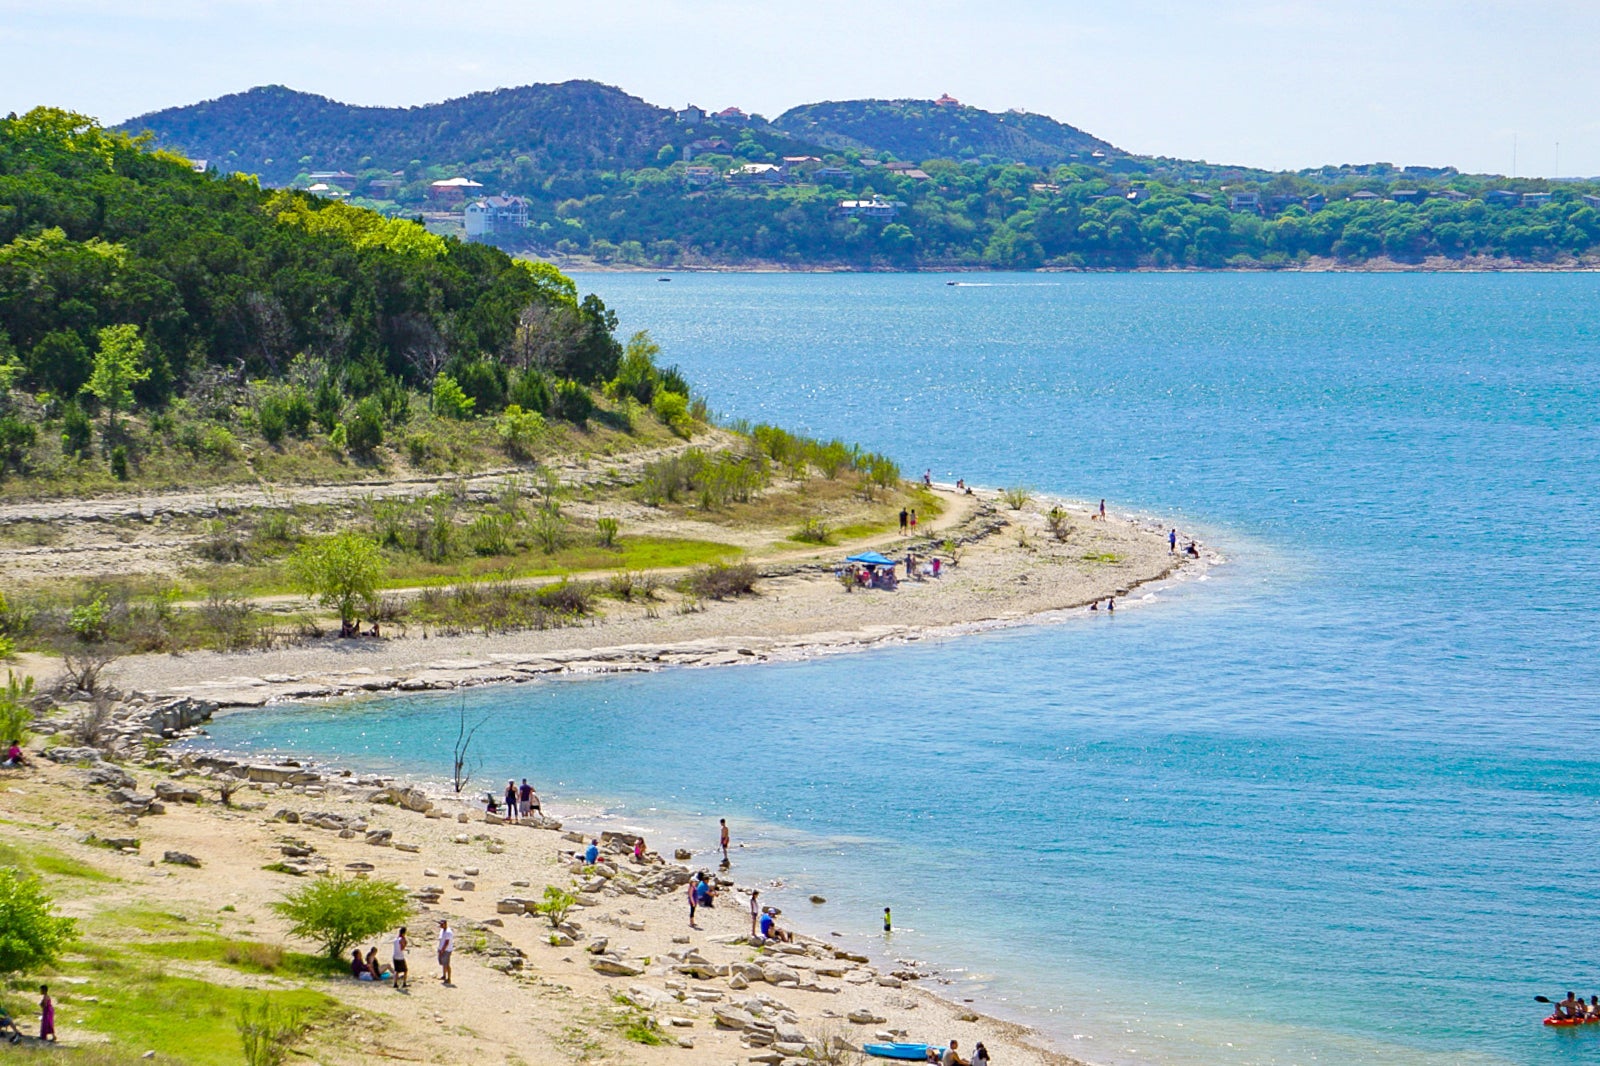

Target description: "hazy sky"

left=2, top=0, right=1596, bottom=177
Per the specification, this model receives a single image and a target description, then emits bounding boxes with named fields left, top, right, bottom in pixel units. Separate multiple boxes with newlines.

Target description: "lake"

left=197, top=272, right=1600, bottom=1066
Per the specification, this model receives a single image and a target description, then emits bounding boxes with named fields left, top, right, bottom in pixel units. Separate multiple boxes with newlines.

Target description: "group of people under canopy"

left=840, top=551, right=944, bottom=590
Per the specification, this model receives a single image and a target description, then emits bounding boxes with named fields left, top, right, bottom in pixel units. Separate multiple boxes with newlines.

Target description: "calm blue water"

left=196, top=273, right=1600, bottom=1066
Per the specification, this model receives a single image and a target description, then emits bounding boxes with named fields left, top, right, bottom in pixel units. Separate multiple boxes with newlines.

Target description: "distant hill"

left=118, top=81, right=680, bottom=185
left=772, top=97, right=1117, bottom=165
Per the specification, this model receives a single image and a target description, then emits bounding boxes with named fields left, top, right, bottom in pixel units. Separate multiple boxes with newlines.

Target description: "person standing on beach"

left=749, top=889, right=761, bottom=937
left=1169, top=528, right=1177, bottom=553
left=503, top=780, right=518, bottom=823
left=38, top=986, right=54, bottom=1043
left=1099, top=499, right=1106, bottom=520
left=883, top=907, right=892, bottom=934
left=687, top=877, right=699, bottom=929
left=391, top=926, right=409, bottom=990
left=518, top=779, right=532, bottom=819
left=899, top=507, right=909, bottom=533
left=910, top=509, right=918, bottom=531
left=719, top=818, right=730, bottom=863
left=436, top=919, right=454, bottom=985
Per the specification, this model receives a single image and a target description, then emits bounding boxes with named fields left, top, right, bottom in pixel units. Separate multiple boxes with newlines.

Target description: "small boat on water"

left=864, top=1043, right=941, bottom=1060
left=1545, top=1014, right=1600, bottom=1027
left=658, top=276, right=672, bottom=281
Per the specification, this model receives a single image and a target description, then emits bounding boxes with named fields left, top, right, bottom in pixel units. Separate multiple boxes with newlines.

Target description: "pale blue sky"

left=1, top=0, right=1595, bottom=176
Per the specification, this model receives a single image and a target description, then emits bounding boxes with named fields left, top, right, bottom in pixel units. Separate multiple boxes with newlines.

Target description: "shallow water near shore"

left=196, top=273, right=1600, bottom=1066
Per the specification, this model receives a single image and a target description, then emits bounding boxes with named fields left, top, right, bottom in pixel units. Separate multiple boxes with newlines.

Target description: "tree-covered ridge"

left=119, top=82, right=706, bottom=187
left=771, top=98, right=1117, bottom=166
left=110, top=83, right=1600, bottom=270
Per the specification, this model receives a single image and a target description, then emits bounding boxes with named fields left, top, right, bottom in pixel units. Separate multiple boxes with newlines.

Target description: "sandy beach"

left=51, top=489, right=1210, bottom=707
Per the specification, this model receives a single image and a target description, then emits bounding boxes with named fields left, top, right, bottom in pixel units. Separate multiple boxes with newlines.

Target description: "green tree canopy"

left=271, top=876, right=410, bottom=959
left=289, top=532, right=384, bottom=637
left=0, top=867, right=77, bottom=974
left=84, top=323, right=150, bottom=426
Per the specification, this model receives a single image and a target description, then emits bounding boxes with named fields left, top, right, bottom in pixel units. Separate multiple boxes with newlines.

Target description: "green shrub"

left=794, top=516, right=829, bottom=543
left=237, top=999, right=305, bottom=1066
left=345, top=397, right=384, bottom=456
left=534, top=885, right=577, bottom=928
left=404, top=432, right=442, bottom=467
left=1002, top=485, right=1033, bottom=509
left=270, top=876, right=410, bottom=958
left=312, top=377, right=343, bottom=433
left=68, top=595, right=109, bottom=642
left=508, top=369, right=552, bottom=414
left=684, top=561, right=758, bottom=600
left=282, top=388, right=314, bottom=437
left=551, top=379, right=593, bottom=424
left=60, top=402, right=92, bottom=459
left=0, top=415, right=36, bottom=471
left=109, top=444, right=129, bottom=480
left=495, top=404, right=546, bottom=459
left=257, top=396, right=287, bottom=443
left=651, top=389, right=693, bottom=437
left=595, top=515, right=620, bottom=548
left=0, top=671, right=35, bottom=745
left=0, top=866, right=77, bottom=974
left=375, top=377, right=411, bottom=425
left=466, top=512, right=514, bottom=557
left=201, top=424, right=241, bottom=460
left=450, top=360, right=507, bottom=414
left=536, top=578, right=593, bottom=615
left=432, top=373, right=475, bottom=420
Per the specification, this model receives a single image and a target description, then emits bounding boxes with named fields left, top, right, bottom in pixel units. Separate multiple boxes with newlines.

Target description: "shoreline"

left=10, top=490, right=1217, bottom=1066
left=558, top=254, right=1600, bottom=274
left=86, top=489, right=1214, bottom=710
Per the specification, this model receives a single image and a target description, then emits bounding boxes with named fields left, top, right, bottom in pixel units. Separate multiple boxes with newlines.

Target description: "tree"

left=0, top=671, right=36, bottom=745
left=0, top=868, right=77, bottom=975
left=83, top=324, right=151, bottom=430
left=449, top=697, right=488, bottom=793
left=271, top=876, right=410, bottom=959
left=289, top=532, right=384, bottom=637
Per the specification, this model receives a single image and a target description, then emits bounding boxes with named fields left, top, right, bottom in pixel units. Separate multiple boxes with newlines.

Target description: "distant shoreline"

left=555, top=254, right=1600, bottom=275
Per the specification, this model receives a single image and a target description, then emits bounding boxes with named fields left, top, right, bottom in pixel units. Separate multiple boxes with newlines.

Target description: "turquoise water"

left=196, top=273, right=1600, bottom=1065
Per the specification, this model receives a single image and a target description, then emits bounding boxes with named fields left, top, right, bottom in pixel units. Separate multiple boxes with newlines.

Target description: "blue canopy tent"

left=846, top=551, right=897, bottom=567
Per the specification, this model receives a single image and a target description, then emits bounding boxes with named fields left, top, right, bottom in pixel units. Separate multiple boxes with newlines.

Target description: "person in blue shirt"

left=584, top=839, right=599, bottom=865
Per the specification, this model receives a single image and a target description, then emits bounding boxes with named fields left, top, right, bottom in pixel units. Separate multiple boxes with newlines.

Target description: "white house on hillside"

left=465, top=195, right=530, bottom=238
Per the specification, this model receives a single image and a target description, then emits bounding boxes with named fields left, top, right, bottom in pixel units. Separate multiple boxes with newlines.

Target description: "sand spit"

left=91, top=492, right=1214, bottom=708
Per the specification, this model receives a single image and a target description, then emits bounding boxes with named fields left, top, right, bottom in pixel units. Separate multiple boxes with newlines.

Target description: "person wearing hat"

left=436, top=919, right=455, bottom=985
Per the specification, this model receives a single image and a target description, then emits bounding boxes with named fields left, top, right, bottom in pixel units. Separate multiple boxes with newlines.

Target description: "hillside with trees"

left=771, top=97, right=1116, bottom=165
left=0, top=106, right=699, bottom=495
left=113, top=83, right=1600, bottom=271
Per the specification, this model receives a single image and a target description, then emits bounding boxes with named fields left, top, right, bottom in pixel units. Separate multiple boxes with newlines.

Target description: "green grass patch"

left=66, top=964, right=337, bottom=1066
left=1081, top=551, right=1124, bottom=564
left=0, top=840, right=118, bottom=882
left=135, top=937, right=345, bottom=978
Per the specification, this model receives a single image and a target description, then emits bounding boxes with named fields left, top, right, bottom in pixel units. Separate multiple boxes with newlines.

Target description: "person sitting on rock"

left=585, top=839, right=599, bottom=865
left=3, top=740, right=25, bottom=767
left=693, top=872, right=716, bottom=908
left=936, top=1038, right=967, bottom=1066
left=759, top=908, right=793, bottom=944
left=632, top=838, right=646, bottom=863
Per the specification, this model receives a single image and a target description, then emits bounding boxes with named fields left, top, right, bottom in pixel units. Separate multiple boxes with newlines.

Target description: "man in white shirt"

left=437, top=919, right=455, bottom=985
left=391, top=926, right=408, bottom=990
